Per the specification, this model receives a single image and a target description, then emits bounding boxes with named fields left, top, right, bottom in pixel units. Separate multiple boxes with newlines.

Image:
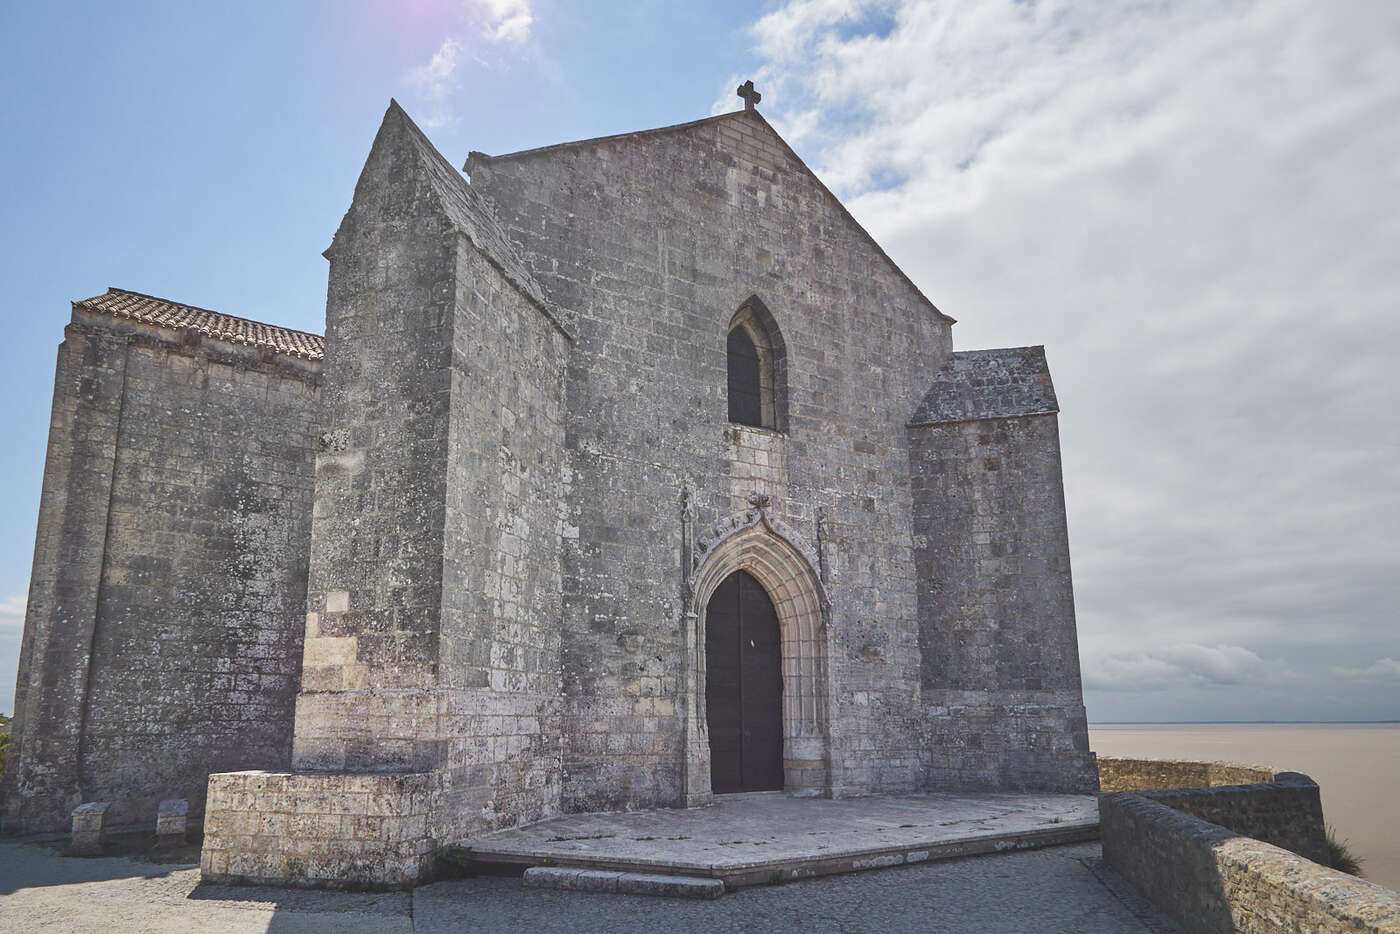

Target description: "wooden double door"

left=705, top=570, right=783, bottom=794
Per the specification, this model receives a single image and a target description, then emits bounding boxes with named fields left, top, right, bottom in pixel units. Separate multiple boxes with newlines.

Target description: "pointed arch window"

left=727, top=328, right=762, bottom=426
left=727, top=297, right=787, bottom=431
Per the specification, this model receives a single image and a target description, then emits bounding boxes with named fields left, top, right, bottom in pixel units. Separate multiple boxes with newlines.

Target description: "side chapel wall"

left=2, top=312, right=318, bottom=833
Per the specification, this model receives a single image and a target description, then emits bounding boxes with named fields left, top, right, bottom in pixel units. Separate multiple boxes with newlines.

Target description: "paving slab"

left=0, top=838, right=1173, bottom=932
left=458, top=791, right=1099, bottom=889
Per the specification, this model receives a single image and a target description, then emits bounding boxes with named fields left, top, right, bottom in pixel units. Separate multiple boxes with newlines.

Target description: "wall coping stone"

left=1101, top=790, right=1400, bottom=933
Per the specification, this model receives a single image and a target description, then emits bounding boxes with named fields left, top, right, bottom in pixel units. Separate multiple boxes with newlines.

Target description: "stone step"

left=522, top=867, right=725, bottom=899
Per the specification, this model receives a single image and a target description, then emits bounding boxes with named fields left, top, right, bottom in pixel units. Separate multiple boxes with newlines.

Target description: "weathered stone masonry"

left=2, top=293, right=321, bottom=833
left=6, top=98, right=1098, bottom=886
left=908, top=347, right=1096, bottom=792
left=465, top=109, right=958, bottom=805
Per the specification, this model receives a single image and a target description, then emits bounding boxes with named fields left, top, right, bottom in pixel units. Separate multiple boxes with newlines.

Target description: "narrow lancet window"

left=728, top=327, right=763, bottom=426
left=726, top=297, right=786, bottom=431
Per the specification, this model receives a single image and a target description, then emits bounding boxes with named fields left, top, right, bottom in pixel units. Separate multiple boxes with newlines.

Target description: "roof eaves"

left=73, top=287, right=326, bottom=361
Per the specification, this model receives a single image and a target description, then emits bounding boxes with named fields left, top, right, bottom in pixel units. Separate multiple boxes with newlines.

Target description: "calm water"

left=1089, top=723, right=1400, bottom=893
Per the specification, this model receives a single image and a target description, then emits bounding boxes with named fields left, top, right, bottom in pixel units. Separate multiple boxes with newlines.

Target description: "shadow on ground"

left=0, top=835, right=189, bottom=896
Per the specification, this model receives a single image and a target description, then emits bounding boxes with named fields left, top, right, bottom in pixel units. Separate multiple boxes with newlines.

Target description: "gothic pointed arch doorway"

left=681, top=507, right=830, bottom=804
left=705, top=569, right=783, bottom=793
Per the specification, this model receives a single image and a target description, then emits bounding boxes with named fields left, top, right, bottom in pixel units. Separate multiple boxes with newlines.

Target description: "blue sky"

left=2, top=0, right=1397, bottom=722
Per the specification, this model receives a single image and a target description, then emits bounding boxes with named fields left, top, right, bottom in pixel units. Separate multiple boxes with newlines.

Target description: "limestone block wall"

left=3, top=314, right=318, bottom=833
left=431, top=237, right=568, bottom=842
left=201, top=770, right=433, bottom=889
left=908, top=411, right=1096, bottom=793
left=1100, top=789, right=1400, bottom=933
left=468, top=109, right=952, bottom=808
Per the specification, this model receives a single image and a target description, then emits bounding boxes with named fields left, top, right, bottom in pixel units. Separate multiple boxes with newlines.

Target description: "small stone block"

left=156, top=799, right=189, bottom=840
left=615, top=872, right=726, bottom=899
left=522, top=866, right=724, bottom=899
left=523, top=867, right=622, bottom=893
left=71, top=802, right=110, bottom=856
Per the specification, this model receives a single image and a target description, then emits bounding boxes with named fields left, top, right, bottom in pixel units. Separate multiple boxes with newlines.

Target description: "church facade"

left=2, top=95, right=1096, bottom=886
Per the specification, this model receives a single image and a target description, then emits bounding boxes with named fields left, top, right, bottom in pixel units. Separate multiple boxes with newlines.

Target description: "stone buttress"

left=199, top=101, right=572, bottom=888
left=907, top=347, right=1097, bottom=793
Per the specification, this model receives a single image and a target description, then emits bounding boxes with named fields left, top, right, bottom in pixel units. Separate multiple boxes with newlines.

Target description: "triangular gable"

left=467, top=109, right=954, bottom=326
left=332, top=101, right=573, bottom=340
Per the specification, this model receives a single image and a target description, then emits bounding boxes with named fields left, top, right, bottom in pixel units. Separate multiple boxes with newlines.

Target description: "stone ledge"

left=523, top=867, right=725, bottom=899
left=1097, top=756, right=1277, bottom=793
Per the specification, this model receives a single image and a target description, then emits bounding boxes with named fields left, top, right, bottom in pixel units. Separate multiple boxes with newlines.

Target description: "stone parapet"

left=1098, top=756, right=1276, bottom=792
left=200, top=770, right=434, bottom=889
left=1101, top=790, right=1400, bottom=933
left=1143, top=772, right=1329, bottom=866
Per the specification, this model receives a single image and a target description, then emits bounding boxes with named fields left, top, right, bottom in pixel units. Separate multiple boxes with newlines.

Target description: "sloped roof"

left=73, top=288, right=324, bottom=360
left=910, top=346, right=1058, bottom=426
left=468, top=108, right=954, bottom=326
left=374, top=101, right=572, bottom=339
left=468, top=112, right=738, bottom=165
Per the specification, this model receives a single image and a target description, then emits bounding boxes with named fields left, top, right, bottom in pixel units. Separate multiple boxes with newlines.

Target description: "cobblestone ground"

left=0, top=841, right=1175, bottom=933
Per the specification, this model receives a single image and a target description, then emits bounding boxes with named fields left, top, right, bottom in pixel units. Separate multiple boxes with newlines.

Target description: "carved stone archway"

left=681, top=505, right=829, bottom=804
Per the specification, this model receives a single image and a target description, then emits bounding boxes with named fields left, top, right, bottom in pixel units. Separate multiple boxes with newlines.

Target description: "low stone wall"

left=200, top=771, right=434, bottom=889
left=1101, top=791, right=1400, bottom=933
left=1097, top=756, right=1275, bottom=792
left=1146, top=773, right=1328, bottom=866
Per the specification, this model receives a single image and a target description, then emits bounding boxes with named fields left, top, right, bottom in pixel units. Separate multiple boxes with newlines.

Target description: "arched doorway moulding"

left=681, top=505, right=830, bottom=804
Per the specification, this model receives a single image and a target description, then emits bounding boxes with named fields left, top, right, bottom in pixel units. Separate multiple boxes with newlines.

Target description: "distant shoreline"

left=1091, top=720, right=1399, bottom=725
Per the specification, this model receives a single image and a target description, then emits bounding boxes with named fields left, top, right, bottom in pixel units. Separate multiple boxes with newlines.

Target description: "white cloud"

left=1084, top=643, right=1285, bottom=693
left=0, top=590, right=24, bottom=717
left=0, top=592, right=24, bottom=633
left=1333, top=658, right=1400, bottom=682
left=480, top=0, right=532, bottom=44
left=748, top=0, right=1400, bottom=719
left=409, top=37, right=464, bottom=101
left=403, top=1, right=533, bottom=126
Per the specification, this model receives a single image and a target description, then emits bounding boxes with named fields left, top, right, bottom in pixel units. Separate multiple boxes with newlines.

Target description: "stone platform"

left=454, top=791, right=1099, bottom=891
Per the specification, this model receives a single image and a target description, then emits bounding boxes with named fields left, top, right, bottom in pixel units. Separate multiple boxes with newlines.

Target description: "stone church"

left=2, top=89, right=1096, bottom=886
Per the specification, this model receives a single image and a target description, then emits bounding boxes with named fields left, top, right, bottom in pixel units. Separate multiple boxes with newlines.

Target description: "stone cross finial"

left=737, top=80, right=762, bottom=112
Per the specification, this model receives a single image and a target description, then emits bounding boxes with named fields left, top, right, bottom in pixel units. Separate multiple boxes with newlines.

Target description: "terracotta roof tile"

left=74, top=288, right=324, bottom=360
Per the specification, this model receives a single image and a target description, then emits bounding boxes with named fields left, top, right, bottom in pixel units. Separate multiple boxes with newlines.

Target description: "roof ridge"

left=952, top=344, right=1045, bottom=358
left=467, top=111, right=741, bottom=167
